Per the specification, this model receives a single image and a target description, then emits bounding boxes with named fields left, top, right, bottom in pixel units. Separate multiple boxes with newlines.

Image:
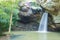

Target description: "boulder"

left=36, top=0, right=60, bottom=16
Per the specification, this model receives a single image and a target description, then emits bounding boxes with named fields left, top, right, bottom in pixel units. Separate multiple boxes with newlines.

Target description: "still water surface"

left=8, top=31, right=60, bottom=40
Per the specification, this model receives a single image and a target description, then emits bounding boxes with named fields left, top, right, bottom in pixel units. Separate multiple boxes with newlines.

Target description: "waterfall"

left=38, top=12, right=48, bottom=33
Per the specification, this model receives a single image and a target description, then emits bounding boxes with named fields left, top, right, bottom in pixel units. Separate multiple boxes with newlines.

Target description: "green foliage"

left=0, top=0, right=20, bottom=35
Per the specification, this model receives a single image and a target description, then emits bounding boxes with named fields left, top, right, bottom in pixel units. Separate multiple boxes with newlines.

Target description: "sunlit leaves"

left=0, top=0, right=20, bottom=32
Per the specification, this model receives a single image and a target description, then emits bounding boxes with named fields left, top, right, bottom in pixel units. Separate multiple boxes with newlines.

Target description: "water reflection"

left=38, top=33, right=47, bottom=40
left=8, top=34, right=23, bottom=40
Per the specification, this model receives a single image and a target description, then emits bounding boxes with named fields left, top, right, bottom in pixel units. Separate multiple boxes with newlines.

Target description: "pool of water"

left=9, top=31, right=60, bottom=40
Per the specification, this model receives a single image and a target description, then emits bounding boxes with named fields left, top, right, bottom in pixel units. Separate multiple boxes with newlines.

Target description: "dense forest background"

left=0, top=0, right=21, bottom=35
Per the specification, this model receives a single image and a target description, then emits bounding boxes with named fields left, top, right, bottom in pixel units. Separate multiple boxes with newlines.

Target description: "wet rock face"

left=36, top=0, right=60, bottom=15
left=13, top=2, right=42, bottom=31
left=12, top=22, right=39, bottom=31
left=18, top=2, right=42, bottom=23
left=18, top=9, right=41, bottom=23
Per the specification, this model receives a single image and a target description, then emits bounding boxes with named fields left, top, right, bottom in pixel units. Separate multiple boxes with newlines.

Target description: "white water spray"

left=38, top=12, right=48, bottom=33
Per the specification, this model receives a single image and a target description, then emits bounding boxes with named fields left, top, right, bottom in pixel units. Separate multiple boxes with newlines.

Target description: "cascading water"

left=38, top=12, right=48, bottom=33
